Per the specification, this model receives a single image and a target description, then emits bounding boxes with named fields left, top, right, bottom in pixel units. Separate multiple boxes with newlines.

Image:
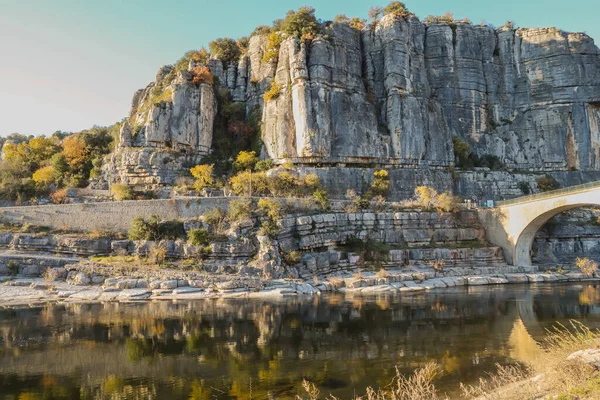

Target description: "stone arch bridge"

left=478, top=181, right=600, bottom=266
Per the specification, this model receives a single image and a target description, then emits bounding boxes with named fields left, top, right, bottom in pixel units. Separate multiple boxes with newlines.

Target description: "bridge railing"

left=495, top=180, right=600, bottom=207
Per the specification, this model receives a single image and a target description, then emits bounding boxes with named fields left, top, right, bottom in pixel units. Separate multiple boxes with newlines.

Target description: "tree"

left=190, top=164, right=214, bottom=191
left=228, top=121, right=254, bottom=147
left=368, top=6, right=383, bottom=22
left=62, top=135, right=89, bottom=169
left=383, top=1, right=409, bottom=16
left=281, top=7, right=320, bottom=38
left=32, top=166, right=58, bottom=185
left=209, top=38, right=241, bottom=64
left=234, top=151, right=258, bottom=171
left=368, top=169, right=390, bottom=198
left=191, top=66, right=214, bottom=85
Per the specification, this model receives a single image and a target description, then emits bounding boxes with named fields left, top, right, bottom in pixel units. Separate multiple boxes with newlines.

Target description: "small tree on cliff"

left=281, top=7, right=320, bottom=38
left=190, top=164, right=214, bottom=191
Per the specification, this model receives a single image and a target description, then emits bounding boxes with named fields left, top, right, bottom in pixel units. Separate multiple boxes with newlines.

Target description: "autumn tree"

left=32, top=166, right=58, bottom=185
left=190, top=164, right=215, bottom=191
left=62, top=135, right=89, bottom=170
left=234, top=151, right=259, bottom=171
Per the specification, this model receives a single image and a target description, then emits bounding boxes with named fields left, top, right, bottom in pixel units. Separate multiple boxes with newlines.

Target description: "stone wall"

left=0, top=198, right=234, bottom=233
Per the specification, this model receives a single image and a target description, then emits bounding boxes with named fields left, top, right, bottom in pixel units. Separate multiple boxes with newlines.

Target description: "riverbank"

left=1, top=267, right=597, bottom=307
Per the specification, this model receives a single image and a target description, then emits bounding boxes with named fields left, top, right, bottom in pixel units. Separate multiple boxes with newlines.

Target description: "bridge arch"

left=514, top=203, right=597, bottom=266
left=478, top=182, right=600, bottom=266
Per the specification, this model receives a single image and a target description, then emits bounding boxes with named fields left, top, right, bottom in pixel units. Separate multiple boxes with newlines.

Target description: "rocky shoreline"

left=1, top=267, right=597, bottom=307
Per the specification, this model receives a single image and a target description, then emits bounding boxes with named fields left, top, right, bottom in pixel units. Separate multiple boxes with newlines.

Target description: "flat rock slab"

left=118, top=289, right=152, bottom=299
left=467, top=277, right=490, bottom=286
left=505, top=274, right=529, bottom=283
left=67, top=290, right=100, bottom=301
left=172, top=287, right=203, bottom=294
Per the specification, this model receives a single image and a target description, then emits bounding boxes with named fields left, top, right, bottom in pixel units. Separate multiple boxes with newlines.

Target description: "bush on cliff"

left=413, top=186, right=461, bottom=213
left=263, top=82, right=282, bottom=101
left=191, top=66, right=214, bottom=86
left=190, top=164, right=214, bottom=191
left=234, top=151, right=258, bottom=171
left=208, top=38, right=241, bottom=64
left=537, top=175, right=560, bottom=192
left=227, top=198, right=254, bottom=224
left=368, top=169, right=390, bottom=199
left=188, top=228, right=210, bottom=246
left=382, top=1, right=412, bottom=17
left=128, top=215, right=184, bottom=241
left=229, top=170, right=270, bottom=196
left=111, top=183, right=135, bottom=201
left=262, top=32, right=282, bottom=63
left=281, top=6, right=320, bottom=38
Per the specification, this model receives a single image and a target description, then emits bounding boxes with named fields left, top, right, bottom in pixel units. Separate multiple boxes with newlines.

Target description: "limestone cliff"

left=103, top=12, right=600, bottom=194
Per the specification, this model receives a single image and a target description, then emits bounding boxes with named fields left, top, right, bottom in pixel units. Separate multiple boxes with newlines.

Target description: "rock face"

left=215, top=16, right=600, bottom=170
left=103, top=14, right=600, bottom=191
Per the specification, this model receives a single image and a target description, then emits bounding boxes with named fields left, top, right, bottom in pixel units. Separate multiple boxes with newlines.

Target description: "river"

left=1, top=283, right=600, bottom=399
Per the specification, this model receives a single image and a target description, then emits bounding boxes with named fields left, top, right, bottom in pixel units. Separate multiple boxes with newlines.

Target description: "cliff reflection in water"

left=1, top=284, right=600, bottom=399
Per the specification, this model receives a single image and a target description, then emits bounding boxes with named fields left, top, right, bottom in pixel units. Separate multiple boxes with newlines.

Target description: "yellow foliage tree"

left=32, top=165, right=58, bottom=185
left=190, top=164, right=214, bottom=191
left=62, top=135, right=89, bottom=169
left=234, top=151, right=258, bottom=171
left=229, top=170, right=269, bottom=196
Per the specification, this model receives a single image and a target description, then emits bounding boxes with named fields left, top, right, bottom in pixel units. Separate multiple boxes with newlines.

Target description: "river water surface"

left=1, top=283, right=600, bottom=399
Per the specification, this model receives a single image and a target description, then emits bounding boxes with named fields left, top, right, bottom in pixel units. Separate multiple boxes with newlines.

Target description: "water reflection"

left=1, top=283, right=600, bottom=399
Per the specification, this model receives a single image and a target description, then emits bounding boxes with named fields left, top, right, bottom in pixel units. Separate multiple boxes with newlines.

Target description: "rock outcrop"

left=102, top=13, right=600, bottom=193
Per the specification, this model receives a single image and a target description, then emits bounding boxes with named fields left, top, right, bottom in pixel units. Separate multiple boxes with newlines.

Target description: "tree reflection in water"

left=1, top=284, right=600, bottom=399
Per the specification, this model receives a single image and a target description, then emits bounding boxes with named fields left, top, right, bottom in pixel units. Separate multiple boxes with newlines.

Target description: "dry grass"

left=352, top=268, right=364, bottom=279
left=376, top=268, right=389, bottom=278
left=296, top=362, right=442, bottom=400
left=576, top=257, right=598, bottom=276
left=460, top=320, right=600, bottom=399
left=296, top=320, right=600, bottom=400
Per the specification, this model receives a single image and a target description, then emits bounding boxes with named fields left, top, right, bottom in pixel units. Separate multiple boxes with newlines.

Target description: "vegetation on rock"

left=537, top=175, right=560, bottom=192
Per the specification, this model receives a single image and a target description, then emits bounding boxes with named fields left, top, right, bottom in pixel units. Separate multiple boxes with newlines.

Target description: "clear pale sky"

left=1, top=0, right=598, bottom=137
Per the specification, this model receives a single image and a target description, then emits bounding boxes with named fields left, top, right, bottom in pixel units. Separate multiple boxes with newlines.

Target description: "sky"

left=0, top=0, right=598, bottom=137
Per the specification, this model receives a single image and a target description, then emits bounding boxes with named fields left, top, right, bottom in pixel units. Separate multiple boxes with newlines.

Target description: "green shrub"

left=208, top=38, right=241, bottom=64
left=283, top=250, right=302, bottom=266
left=7, top=260, right=19, bottom=275
left=537, top=175, right=560, bottom=192
left=264, top=82, right=282, bottom=101
left=258, top=198, right=282, bottom=221
left=313, top=188, right=329, bottom=209
left=258, top=219, right=279, bottom=238
left=227, top=198, right=254, bottom=223
left=518, top=181, right=531, bottom=195
left=281, top=6, right=320, bottom=38
left=202, top=208, right=227, bottom=234
left=111, top=183, right=135, bottom=201
left=255, top=159, right=274, bottom=172
left=128, top=215, right=184, bottom=241
left=383, top=1, right=410, bottom=16
left=128, top=216, right=157, bottom=241
left=188, top=228, right=210, bottom=246
left=252, top=25, right=273, bottom=36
